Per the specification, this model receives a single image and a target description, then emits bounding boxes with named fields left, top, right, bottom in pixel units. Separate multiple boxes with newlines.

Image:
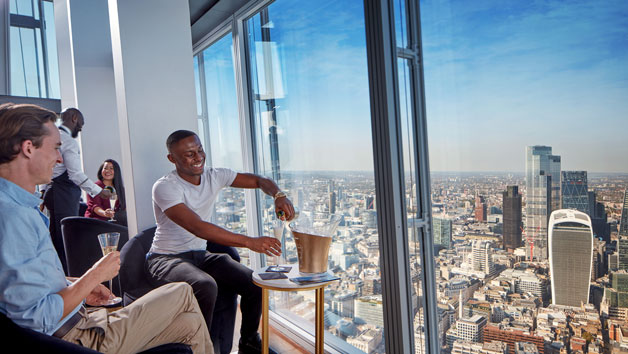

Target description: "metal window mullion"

left=196, top=52, right=212, bottom=168
left=9, top=13, right=40, bottom=28
left=37, top=0, right=49, bottom=98
left=31, top=21, right=42, bottom=96
left=407, top=0, right=440, bottom=352
left=234, top=14, right=263, bottom=270
left=364, top=1, right=414, bottom=353
left=2, top=0, right=10, bottom=95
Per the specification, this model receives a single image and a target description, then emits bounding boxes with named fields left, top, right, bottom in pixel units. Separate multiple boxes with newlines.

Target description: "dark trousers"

left=43, top=172, right=81, bottom=274
left=146, top=251, right=262, bottom=354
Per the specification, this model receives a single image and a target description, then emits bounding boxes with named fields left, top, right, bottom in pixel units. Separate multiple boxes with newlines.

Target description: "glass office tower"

left=620, top=189, right=628, bottom=237
left=561, top=171, right=588, bottom=214
left=433, top=217, right=452, bottom=251
left=548, top=209, right=593, bottom=307
left=502, top=186, right=522, bottom=252
left=525, top=146, right=561, bottom=260
left=619, top=190, right=628, bottom=271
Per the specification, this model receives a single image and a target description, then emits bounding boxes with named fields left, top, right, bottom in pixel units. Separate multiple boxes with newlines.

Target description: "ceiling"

left=188, top=0, right=219, bottom=26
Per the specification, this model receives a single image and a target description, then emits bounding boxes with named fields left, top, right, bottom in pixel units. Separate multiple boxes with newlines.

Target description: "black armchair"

left=0, top=312, right=99, bottom=353
left=1, top=311, right=191, bottom=354
left=60, top=216, right=129, bottom=295
left=120, top=226, right=241, bottom=354
left=119, top=226, right=157, bottom=306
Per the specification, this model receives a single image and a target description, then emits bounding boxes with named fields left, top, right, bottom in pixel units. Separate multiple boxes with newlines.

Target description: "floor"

left=230, top=305, right=309, bottom=354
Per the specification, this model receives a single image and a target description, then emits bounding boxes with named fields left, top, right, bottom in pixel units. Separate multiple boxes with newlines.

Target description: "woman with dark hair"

left=84, top=159, right=127, bottom=225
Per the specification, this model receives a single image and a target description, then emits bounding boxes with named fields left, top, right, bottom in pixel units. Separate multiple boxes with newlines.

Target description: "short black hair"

left=166, top=130, right=197, bottom=151
left=60, top=107, right=83, bottom=124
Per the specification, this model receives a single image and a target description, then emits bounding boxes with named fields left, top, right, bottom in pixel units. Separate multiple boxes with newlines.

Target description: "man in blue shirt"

left=0, top=103, right=213, bottom=353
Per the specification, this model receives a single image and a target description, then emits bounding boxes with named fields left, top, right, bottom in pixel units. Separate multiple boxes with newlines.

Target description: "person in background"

left=84, top=159, right=127, bottom=226
left=42, top=108, right=111, bottom=273
left=0, top=103, right=213, bottom=353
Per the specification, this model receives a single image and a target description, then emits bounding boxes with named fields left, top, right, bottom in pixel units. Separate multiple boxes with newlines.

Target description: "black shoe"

left=238, top=334, right=278, bottom=354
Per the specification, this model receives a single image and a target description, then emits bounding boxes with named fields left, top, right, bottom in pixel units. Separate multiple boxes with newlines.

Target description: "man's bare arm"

left=231, top=173, right=295, bottom=220
left=164, top=203, right=281, bottom=256
left=231, top=173, right=280, bottom=195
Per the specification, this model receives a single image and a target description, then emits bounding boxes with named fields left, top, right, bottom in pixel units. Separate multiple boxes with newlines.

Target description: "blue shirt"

left=0, top=177, right=80, bottom=335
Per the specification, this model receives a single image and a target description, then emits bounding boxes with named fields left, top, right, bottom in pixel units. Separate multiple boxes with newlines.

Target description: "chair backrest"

left=78, top=202, right=88, bottom=217
left=119, top=226, right=157, bottom=306
left=0, top=312, right=99, bottom=353
left=60, top=217, right=129, bottom=292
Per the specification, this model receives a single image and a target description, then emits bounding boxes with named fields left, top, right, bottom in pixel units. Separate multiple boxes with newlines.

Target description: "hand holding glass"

left=97, top=232, right=122, bottom=306
left=271, top=220, right=285, bottom=265
left=104, top=186, right=117, bottom=222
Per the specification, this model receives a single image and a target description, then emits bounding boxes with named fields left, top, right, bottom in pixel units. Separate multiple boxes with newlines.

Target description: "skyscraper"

left=618, top=190, right=628, bottom=271
left=365, top=195, right=375, bottom=210
left=474, top=195, right=487, bottom=222
left=561, top=171, right=588, bottom=213
left=433, top=217, right=453, bottom=251
left=548, top=209, right=593, bottom=307
left=588, top=190, right=611, bottom=242
left=472, top=240, right=496, bottom=277
left=525, top=145, right=561, bottom=260
left=329, top=191, right=337, bottom=214
left=620, top=189, right=628, bottom=237
left=503, top=186, right=522, bottom=252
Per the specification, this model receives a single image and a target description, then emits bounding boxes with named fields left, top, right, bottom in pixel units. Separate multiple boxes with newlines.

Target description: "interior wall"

left=54, top=0, right=121, bottom=187
left=108, top=0, right=198, bottom=235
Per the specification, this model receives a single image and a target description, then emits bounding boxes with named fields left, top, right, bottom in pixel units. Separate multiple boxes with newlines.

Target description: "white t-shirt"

left=150, top=168, right=237, bottom=254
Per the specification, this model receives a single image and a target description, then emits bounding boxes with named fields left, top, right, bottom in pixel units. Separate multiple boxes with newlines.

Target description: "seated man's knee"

left=190, top=275, right=219, bottom=300
left=163, top=282, right=195, bottom=298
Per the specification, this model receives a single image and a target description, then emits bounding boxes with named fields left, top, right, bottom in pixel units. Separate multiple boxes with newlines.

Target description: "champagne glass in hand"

left=271, top=219, right=285, bottom=265
left=97, top=232, right=122, bottom=306
left=104, top=186, right=117, bottom=222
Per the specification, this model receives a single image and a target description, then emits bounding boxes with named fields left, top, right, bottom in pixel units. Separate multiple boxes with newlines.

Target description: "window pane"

left=247, top=1, right=384, bottom=352
left=10, top=0, right=35, bottom=18
left=10, top=26, right=42, bottom=97
left=195, top=33, right=250, bottom=266
left=9, top=1, right=60, bottom=99
left=397, top=57, right=429, bottom=354
left=394, top=0, right=407, bottom=49
left=420, top=1, right=628, bottom=353
left=43, top=0, right=60, bottom=98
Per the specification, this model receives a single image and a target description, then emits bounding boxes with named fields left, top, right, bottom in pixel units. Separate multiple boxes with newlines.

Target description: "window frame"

left=191, top=0, right=440, bottom=353
left=6, top=0, right=56, bottom=99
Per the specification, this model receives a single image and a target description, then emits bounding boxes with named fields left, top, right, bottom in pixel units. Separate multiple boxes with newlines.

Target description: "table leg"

left=262, top=288, right=269, bottom=354
left=315, top=287, right=325, bottom=354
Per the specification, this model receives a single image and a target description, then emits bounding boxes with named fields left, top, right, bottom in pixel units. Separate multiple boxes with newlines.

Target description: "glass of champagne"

left=97, top=232, right=122, bottom=306
left=104, top=186, right=117, bottom=222
left=271, top=219, right=285, bottom=265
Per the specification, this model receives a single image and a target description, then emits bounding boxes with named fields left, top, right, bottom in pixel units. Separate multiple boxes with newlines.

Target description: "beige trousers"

left=62, top=282, right=213, bottom=354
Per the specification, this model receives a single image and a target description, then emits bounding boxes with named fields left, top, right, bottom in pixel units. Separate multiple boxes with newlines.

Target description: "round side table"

left=252, top=266, right=338, bottom=354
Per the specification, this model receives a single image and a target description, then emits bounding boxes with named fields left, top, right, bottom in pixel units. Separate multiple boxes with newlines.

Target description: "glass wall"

left=194, top=32, right=250, bottom=266
left=191, top=0, right=441, bottom=352
left=245, top=1, right=385, bottom=352
left=9, top=0, right=59, bottom=98
left=420, top=0, right=628, bottom=353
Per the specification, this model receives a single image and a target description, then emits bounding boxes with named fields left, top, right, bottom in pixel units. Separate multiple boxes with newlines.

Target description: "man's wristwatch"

left=273, top=191, right=287, bottom=201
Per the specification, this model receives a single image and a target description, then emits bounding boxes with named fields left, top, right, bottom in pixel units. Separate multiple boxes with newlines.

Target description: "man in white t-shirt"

left=146, top=130, right=294, bottom=354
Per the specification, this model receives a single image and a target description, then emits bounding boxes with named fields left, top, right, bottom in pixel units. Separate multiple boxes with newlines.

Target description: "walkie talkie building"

left=549, top=209, right=593, bottom=307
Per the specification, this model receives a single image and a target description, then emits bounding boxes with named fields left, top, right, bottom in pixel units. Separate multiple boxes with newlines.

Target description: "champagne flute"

left=97, top=232, right=122, bottom=306
left=271, top=219, right=285, bottom=265
left=104, top=186, right=117, bottom=222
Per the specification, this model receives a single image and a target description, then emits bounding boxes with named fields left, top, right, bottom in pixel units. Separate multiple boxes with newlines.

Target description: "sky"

left=420, top=0, right=628, bottom=173
left=195, top=0, right=628, bottom=173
